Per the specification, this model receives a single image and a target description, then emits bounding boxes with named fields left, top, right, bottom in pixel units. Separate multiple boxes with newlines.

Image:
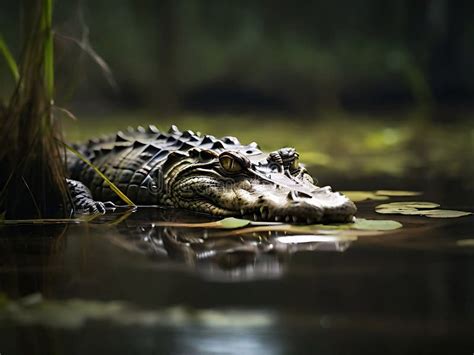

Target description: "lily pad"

left=154, top=218, right=253, bottom=229
left=297, top=218, right=402, bottom=231
left=283, top=218, right=403, bottom=231
left=420, top=210, right=472, bottom=218
left=375, top=201, right=471, bottom=219
left=376, top=201, right=440, bottom=209
left=375, top=190, right=422, bottom=197
left=374, top=207, right=419, bottom=215
left=352, top=218, right=403, bottom=231
left=341, top=191, right=389, bottom=202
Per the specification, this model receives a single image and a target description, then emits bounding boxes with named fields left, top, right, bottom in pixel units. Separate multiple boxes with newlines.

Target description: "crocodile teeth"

left=253, top=213, right=258, bottom=221
left=292, top=216, right=298, bottom=223
left=240, top=209, right=245, bottom=215
left=285, top=216, right=291, bottom=223
left=261, top=206, right=270, bottom=218
left=306, top=218, right=313, bottom=224
left=275, top=216, right=281, bottom=222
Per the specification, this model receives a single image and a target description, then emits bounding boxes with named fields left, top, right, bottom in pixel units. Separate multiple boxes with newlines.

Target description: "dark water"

left=0, top=171, right=473, bottom=354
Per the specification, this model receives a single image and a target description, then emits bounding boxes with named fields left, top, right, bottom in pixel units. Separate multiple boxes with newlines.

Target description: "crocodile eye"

left=219, top=154, right=244, bottom=173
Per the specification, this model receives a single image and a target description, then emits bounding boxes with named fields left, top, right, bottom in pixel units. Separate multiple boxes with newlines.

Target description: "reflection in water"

left=0, top=224, right=68, bottom=298
left=102, top=208, right=354, bottom=281
left=1, top=193, right=473, bottom=354
left=177, top=328, right=283, bottom=355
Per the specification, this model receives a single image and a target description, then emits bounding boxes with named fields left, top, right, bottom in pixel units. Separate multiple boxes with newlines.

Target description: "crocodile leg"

left=67, top=179, right=115, bottom=214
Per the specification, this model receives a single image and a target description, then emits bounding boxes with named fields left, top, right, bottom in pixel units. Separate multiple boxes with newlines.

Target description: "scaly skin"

left=67, top=125, right=357, bottom=223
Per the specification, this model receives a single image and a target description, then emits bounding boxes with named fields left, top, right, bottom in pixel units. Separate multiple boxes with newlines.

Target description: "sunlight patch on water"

left=0, top=293, right=275, bottom=329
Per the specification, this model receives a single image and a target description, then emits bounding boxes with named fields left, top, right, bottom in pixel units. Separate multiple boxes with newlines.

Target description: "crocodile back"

left=68, top=125, right=263, bottom=204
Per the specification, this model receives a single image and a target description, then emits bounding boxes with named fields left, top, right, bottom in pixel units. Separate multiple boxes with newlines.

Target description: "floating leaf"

left=381, top=209, right=471, bottom=218
left=351, top=218, right=402, bottom=231
left=421, top=210, right=472, bottom=218
left=154, top=217, right=254, bottom=229
left=208, top=224, right=388, bottom=239
left=218, top=217, right=251, bottom=229
left=375, top=190, right=422, bottom=197
left=375, top=207, right=419, bottom=215
left=341, top=191, right=389, bottom=202
left=285, top=218, right=402, bottom=232
left=375, top=201, right=471, bottom=219
left=457, top=239, right=474, bottom=247
left=376, top=201, right=440, bottom=209
left=304, top=223, right=351, bottom=230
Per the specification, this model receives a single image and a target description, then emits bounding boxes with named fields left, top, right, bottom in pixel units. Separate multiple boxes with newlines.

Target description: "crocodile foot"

left=67, top=178, right=117, bottom=215
left=79, top=200, right=118, bottom=214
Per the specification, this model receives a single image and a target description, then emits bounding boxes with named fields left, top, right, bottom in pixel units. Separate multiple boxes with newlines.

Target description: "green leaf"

left=375, top=190, right=422, bottom=197
left=341, top=191, right=389, bottom=202
left=352, top=218, right=402, bottom=231
left=376, top=201, right=440, bottom=209
left=304, top=218, right=402, bottom=231
left=421, top=209, right=472, bottom=218
left=217, top=217, right=251, bottom=229
left=375, top=207, right=419, bottom=215
left=153, top=218, right=255, bottom=229
left=375, top=201, right=471, bottom=219
left=0, top=35, right=19, bottom=82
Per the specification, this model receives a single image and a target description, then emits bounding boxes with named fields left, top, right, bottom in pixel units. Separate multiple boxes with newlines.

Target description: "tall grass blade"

left=42, top=0, right=54, bottom=98
left=0, top=35, right=20, bottom=82
left=56, top=32, right=118, bottom=90
left=62, top=142, right=135, bottom=207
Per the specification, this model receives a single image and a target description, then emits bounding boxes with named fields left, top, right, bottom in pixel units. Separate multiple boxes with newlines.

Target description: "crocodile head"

left=161, top=146, right=356, bottom=224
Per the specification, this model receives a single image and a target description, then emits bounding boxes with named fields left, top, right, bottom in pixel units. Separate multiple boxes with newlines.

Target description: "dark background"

left=1, top=0, right=473, bottom=116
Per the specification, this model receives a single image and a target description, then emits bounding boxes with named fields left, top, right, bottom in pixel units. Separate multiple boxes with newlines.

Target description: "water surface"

left=1, top=115, right=473, bottom=354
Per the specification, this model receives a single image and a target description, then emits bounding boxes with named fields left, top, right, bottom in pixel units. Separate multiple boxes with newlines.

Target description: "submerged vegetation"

left=0, top=0, right=68, bottom=218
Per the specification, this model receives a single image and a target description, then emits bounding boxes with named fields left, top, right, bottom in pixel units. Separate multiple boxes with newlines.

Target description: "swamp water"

left=0, top=115, right=473, bottom=354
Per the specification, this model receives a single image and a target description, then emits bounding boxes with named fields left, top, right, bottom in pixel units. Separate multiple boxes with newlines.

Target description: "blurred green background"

left=2, top=0, right=474, bottom=115
left=1, top=0, right=473, bottom=184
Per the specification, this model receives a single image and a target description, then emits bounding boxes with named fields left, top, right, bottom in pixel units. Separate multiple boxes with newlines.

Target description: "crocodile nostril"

left=288, top=190, right=313, bottom=200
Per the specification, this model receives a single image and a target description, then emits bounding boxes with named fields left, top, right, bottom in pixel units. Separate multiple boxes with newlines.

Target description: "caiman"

left=67, top=125, right=356, bottom=223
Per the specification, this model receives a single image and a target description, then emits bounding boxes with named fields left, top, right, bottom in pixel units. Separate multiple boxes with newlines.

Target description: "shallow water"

left=1, top=115, right=474, bottom=354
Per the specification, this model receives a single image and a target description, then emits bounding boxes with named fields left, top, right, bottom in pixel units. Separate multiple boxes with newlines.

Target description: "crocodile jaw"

left=174, top=177, right=356, bottom=224
left=231, top=183, right=357, bottom=224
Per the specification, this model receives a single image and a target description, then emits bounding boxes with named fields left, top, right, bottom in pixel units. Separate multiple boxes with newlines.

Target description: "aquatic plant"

left=0, top=0, right=69, bottom=218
